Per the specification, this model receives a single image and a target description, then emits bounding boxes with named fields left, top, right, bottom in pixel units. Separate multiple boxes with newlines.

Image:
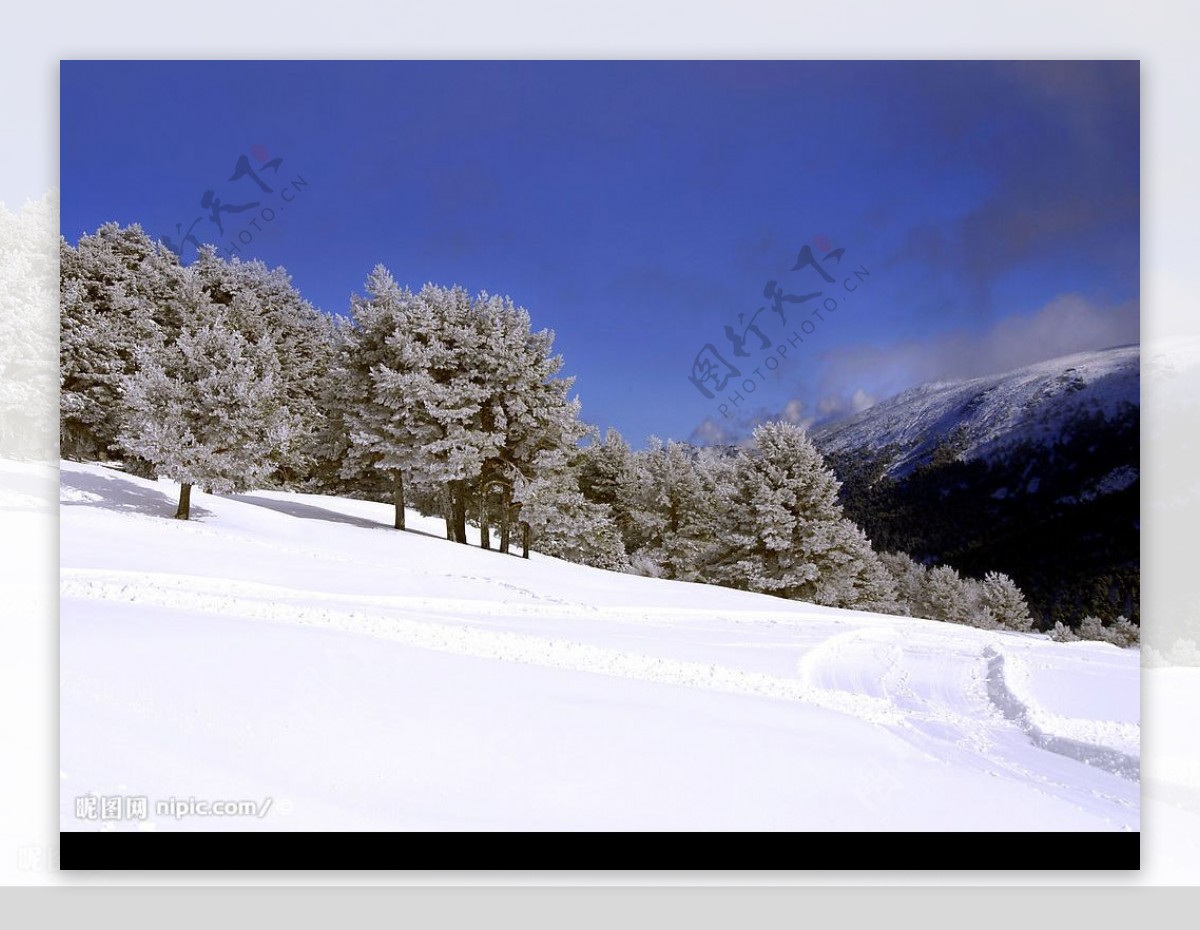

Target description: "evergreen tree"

left=115, top=272, right=296, bottom=519
left=338, top=267, right=427, bottom=530
left=340, top=270, right=584, bottom=546
left=625, top=440, right=729, bottom=582
left=980, top=571, right=1034, bottom=631
left=879, top=551, right=924, bottom=617
left=577, top=428, right=639, bottom=549
left=394, top=283, right=501, bottom=542
left=807, top=519, right=903, bottom=614
left=513, top=448, right=630, bottom=570
left=60, top=223, right=187, bottom=460
left=469, top=292, right=586, bottom=553
left=1076, top=614, right=1140, bottom=647
left=192, top=247, right=340, bottom=487
left=918, top=564, right=981, bottom=626
left=705, top=422, right=897, bottom=609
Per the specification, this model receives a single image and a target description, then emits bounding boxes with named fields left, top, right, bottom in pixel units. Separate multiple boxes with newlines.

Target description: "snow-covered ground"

left=60, top=460, right=1140, bottom=832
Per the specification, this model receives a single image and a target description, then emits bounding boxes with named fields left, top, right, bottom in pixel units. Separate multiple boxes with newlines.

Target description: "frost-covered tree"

left=60, top=223, right=187, bottom=461
left=513, top=448, right=629, bottom=570
left=1075, top=614, right=1140, bottom=647
left=807, top=518, right=904, bottom=614
left=192, top=247, right=339, bottom=486
left=704, top=422, right=897, bottom=610
left=115, top=272, right=295, bottom=519
left=624, top=440, right=730, bottom=582
left=340, top=269, right=584, bottom=546
left=980, top=571, right=1034, bottom=631
left=917, top=564, right=982, bottom=626
left=306, top=314, right=361, bottom=495
left=576, top=427, right=640, bottom=549
left=878, top=551, right=924, bottom=617
left=470, top=292, right=586, bottom=554
left=338, top=267, right=428, bottom=530
left=882, top=552, right=1037, bottom=631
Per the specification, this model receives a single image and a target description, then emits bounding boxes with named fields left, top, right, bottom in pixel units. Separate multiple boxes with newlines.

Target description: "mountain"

left=810, top=346, right=1140, bottom=629
left=812, top=345, right=1139, bottom=477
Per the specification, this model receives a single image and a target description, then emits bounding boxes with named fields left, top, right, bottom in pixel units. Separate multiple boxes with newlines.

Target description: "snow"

left=1082, top=465, right=1140, bottom=501
left=60, top=460, right=1140, bottom=832
left=812, top=345, right=1139, bottom=476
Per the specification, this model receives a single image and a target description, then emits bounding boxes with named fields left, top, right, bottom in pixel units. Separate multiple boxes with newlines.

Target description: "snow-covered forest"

left=47, top=218, right=1152, bottom=834
left=57, top=221, right=1138, bottom=642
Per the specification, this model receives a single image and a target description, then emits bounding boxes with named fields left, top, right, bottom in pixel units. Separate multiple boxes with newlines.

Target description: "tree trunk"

left=392, top=471, right=405, bottom=530
left=451, top=482, right=468, bottom=545
left=175, top=483, right=192, bottom=520
left=480, top=492, right=491, bottom=550
left=499, top=485, right=512, bottom=554
left=521, top=522, right=531, bottom=559
left=444, top=487, right=455, bottom=540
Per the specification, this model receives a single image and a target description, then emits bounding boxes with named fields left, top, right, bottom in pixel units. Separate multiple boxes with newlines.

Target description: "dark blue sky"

left=60, top=60, right=1139, bottom=446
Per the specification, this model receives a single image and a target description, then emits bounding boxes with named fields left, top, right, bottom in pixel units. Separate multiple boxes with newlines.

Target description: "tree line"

left=61, top=222, right=1079, bottom=638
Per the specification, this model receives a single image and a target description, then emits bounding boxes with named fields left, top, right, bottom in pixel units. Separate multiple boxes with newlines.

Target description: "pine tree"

left=338, top=267, right=425, bottom=530
left=706, top=422, right=895, bottom=608
left=918, top=564, right=980, bottom=626
left=115, top=272, right=296, bottom=519
left=624, top=440, right=729, bottom=582
left=879, top=551, right=924, bottom=616
left=577, top=428, right=639, bottom=549
left=980, top=571, right=1034, bottom=631
left=513, top=448, right=630, bottom=570
left=60, top=223, right=187, bottom=461
left=1077, top=614, right=1140, bottom=647
left=307, top=315, right=362, bottom=495
left=192, top=247, right=340, bottom=487
left=807, top=519, right=903, bottom=614
left=469, top=292, right=586, bottom=553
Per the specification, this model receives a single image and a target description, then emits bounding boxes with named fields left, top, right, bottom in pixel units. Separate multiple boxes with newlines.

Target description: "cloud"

left=688, top=416, right=737, bottom=446
left=693, top=292, right=1139, bottom=444
left=780, top=398, right=808, bottom=424
left=816, top=389, right=877, bottom=420
left=809, top=293, right=1139, bottom=418
left=688, top=398, right=815, bottom=447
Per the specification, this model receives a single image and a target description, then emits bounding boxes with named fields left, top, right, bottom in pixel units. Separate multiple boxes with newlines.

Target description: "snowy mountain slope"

left=60, top=461, right=1140, bottom=832
left=812, top=345, right=1139, bottom=477
left=808, top=346, right=1140, bottom=628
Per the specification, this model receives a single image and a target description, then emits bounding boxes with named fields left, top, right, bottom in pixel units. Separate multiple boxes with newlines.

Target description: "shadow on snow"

left=60, top=466, right=213, bottom=522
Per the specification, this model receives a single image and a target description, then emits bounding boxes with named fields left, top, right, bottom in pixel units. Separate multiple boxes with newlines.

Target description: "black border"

left=59, top=830, right=1140, bottom=870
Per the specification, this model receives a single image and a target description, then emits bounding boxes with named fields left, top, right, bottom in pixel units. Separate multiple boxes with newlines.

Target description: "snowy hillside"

left=60, top=460, right=1139, bottom=832
left=812, top=345, right=1140, bottom=477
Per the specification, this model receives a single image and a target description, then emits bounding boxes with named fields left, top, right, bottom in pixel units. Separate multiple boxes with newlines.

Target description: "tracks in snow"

left=62, top=568, right=1139, bottom=785
left=983, top=646, right=1140, bottom=781
left=798, top=625, right=1139, bottom=791
left=60, top=569, right=904, bottom=727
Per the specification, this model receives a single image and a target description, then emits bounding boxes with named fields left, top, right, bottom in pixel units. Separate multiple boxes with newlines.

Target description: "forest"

left=59, top=222, right=1136, bottom=643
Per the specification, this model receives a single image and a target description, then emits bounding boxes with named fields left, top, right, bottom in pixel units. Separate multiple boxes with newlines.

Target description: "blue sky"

left=60, top=60, right=1139, bottom=446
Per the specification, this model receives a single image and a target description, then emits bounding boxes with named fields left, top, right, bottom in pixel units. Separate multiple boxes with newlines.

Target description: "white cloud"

left=690, top=293, right=1137, bottom=442
left=811, top=293, right=1138, bottom=414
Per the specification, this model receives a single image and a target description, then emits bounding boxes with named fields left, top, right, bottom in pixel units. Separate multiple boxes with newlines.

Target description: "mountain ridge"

left=811, top=344, right=1140, bottom=479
